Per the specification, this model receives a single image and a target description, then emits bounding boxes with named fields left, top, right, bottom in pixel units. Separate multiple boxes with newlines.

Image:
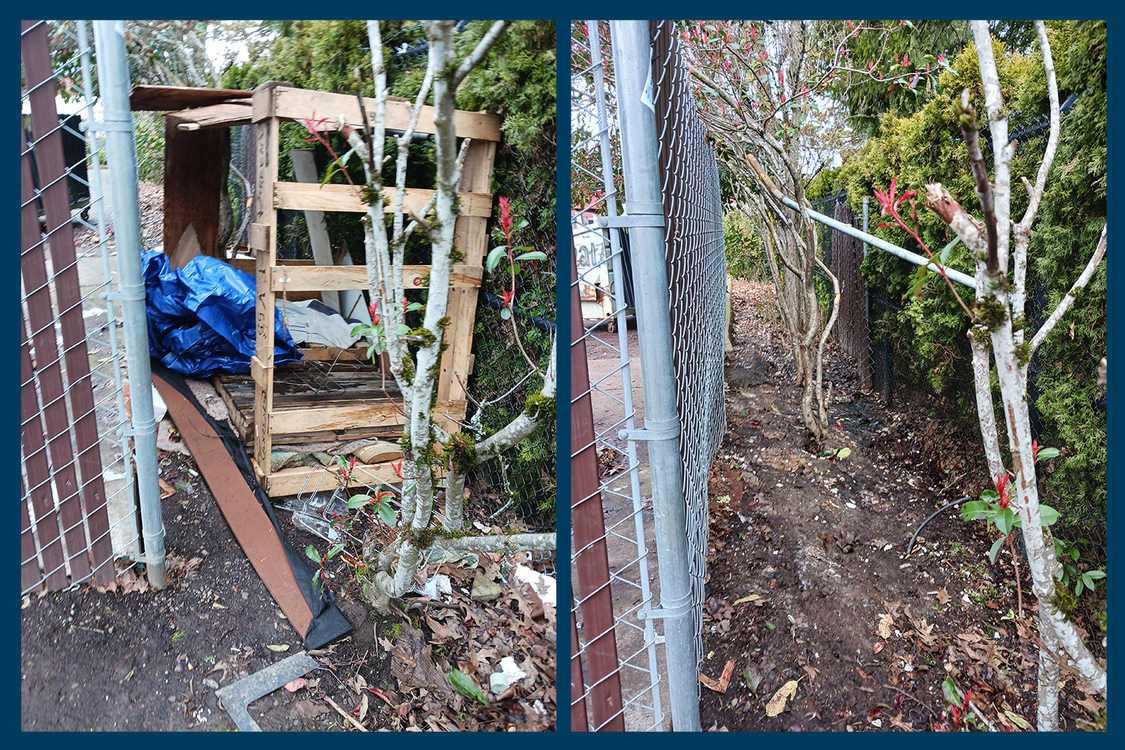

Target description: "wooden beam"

left=167, top=100, right=253, bottom=129
left=269, top=399, right=467, bottom=437
left=270, top=264, right=482, bottom=292
left=439, top=139, right=497, bottom=407
left=262, top=461, right=405, bottom=498
left=270, top=402, right=405, bottom=435
left=130, top=84, right=251, bottom=112
left=273, top=181, right=492, bottom=218
left=271, top=86, right=501, bottom=142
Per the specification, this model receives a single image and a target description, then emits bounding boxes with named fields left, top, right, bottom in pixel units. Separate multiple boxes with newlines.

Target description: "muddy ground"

left=697, top=279, right=1106, bottom=731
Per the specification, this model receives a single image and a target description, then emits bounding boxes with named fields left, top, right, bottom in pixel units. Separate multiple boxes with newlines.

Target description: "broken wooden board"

left=154, top=371, right=318, bottom=639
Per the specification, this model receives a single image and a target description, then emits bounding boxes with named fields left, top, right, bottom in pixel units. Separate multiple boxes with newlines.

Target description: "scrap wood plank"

left=153, top=372, right=315, bottom=638
left=437, top=139, right=495, bottom=407
left=22, top=25, right=113, bottom=584
left=269, top=263, right=482, bottom=292
left=270, top=85, right=502, bottom=141
left=261, top=460, right=406, bottom=499
left=273, top=181, right=493, bottom=218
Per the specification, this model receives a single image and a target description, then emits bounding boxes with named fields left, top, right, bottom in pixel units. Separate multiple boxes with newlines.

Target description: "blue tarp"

left=143, top=250, right=301, bottom=377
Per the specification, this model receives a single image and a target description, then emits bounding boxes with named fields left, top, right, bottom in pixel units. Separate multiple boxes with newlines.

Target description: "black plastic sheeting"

left=143, top=250, right=302, bottom=377
left=152, top=363, right=351, bottom=650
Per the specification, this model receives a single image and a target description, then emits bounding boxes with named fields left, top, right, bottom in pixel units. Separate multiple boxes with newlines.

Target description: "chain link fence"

left=21, top=20, right=145, bottom=594
left=570, top=20, right=726, bottom=732
left=650, top=18, right=728, bottom=676
left=571, top=20, right=665, bottom=731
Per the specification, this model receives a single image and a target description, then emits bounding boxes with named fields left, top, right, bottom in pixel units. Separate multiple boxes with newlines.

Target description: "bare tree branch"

left=1029, top=225, right=1107, bottom=356
left=453, top=20, right=509, bottom=89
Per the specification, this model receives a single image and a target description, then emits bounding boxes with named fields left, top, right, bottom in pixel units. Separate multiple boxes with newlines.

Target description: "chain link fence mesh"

left=650, top=19, right=728, bottom=672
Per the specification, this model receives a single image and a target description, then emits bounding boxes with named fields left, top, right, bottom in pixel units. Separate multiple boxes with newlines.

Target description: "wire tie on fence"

left=619, top=416, right=679, bottom=442
left=638, top=591, right=692, bottom=621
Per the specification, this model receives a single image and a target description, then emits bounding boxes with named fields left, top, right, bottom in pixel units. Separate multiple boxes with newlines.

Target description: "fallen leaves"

left=765, top=680, right=800, bottom=717
left=700, top=660, right=736, bottom=693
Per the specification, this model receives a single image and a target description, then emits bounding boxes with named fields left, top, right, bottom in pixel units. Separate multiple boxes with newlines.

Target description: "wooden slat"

left=163, top=121, right=227, bottom=258
left=167, top=100, right=253, bottom=130
left=569, top=248, right=625, bottom=730
left=270, top=264, right=482, bottom=292
left=271, top=86, right=502, bottom=142
left=296, top=344, right=370, bottom=362
left=23, top=22, right=112, bottom=584
left=261, top=460, right=405, bottom=498
left=20, top=332, right=64, bottom=590
left=154, top=372, right=316, bottom=635
left=439, top=139, right=497, bottom=405
left=251, top=102, right=280, bottom=474
left=273, top=181, right=492, bottom=218
left=130, top=84, right=251, bottom=112
left=21, top=466, right=42, bottom=592
left=269, top=398, right=470, bottom=436
left=571, top=602, right=590, bottom=732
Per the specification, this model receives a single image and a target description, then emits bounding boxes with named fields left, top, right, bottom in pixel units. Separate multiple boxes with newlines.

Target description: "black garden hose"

left=905, top=496, right=972, bottom=556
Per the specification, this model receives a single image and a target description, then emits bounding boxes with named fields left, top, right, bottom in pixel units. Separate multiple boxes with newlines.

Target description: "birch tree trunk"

left=925, top=20, right=1106, bottom=730
left=343, top=20, right=555, bottom=609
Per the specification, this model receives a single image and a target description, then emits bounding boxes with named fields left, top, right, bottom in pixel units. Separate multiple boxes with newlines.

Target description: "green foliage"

left=830, top=22, right=1105, bottom=536
left=133, top=111, right=165, bottom=182
left=723, top=212, right=767, bottom=281
left=837, top=20, right=972, bottom=136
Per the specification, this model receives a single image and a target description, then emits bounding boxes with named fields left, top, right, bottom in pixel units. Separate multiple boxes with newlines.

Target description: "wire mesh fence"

left=650, top=19, right=728, bottom=667
left=571, top=20, right=665, bottom=731
left=21, top=20, right=143, bottom=594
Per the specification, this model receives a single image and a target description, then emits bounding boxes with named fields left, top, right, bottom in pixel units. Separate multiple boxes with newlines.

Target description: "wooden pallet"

left=247, top=83, right=499, bottom=497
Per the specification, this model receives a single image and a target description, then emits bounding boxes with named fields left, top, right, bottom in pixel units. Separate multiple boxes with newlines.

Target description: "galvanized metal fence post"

left=609, top=20, right=700, bottom=732
left=92, top=21, right=166, bottom=588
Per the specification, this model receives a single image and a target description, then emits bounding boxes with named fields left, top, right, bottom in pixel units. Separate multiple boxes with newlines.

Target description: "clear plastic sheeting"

left=143, top=249, right=301, bottom=377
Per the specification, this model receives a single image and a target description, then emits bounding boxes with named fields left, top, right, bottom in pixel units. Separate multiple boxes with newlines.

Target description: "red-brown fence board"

left=570, top=249, right=625, bottom=731
left=21, top=20, right=115, bottom=588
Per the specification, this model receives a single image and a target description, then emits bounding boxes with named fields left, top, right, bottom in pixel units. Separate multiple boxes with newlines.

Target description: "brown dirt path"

left=698, top=279, right=1105, bottom=732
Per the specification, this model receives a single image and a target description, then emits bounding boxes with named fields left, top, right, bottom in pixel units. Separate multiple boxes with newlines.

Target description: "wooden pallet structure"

left=239, top=83, right=499, bottom=496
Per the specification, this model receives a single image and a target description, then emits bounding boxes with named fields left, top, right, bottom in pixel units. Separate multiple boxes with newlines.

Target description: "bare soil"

left=698, top=279, right=1106, bottom=731
left=21, top=450, right=556, bottom=731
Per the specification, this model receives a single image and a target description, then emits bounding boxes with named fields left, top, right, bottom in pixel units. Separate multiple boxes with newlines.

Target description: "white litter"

left=513, top=564, right=556, bottom=607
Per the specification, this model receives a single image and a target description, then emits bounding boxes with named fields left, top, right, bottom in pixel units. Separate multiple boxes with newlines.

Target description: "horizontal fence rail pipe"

left=780, top=195, right=977, bottom=290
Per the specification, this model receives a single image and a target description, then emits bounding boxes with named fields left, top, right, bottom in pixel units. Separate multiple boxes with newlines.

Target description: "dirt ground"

left=21, top=450, right=556, bottom=731
left=697, top=279, right=1106, bottom=731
